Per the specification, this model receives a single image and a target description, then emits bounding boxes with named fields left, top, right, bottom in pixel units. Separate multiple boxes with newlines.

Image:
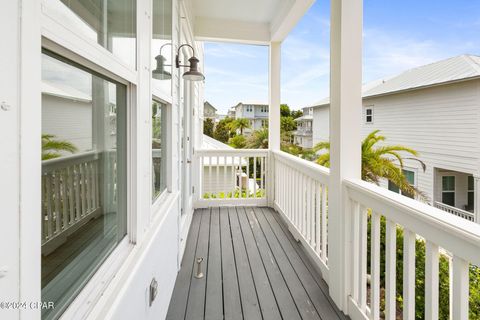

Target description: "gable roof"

left=311, top=54, right=480, bottom=108
left=204, top=101, right=217, bottom=111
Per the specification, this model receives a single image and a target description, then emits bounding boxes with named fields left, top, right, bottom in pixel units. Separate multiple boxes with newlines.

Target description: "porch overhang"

left=190, top=0, right=315, bottom=44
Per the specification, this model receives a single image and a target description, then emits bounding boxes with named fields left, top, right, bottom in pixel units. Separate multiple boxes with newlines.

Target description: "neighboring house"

left=203, top=101, right=217, bottom=120
left=309, top=54, right=480, bottom=221
left=227, top=107, right=236, bottom=118
left=293, top=106, right=314, bottom=148
left=233, top=102, right=269, bottom=134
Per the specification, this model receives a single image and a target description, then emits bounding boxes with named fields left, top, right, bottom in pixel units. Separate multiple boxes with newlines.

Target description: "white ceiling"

left=192, top=0, right=292, bottom=24
left=189, top=0, right=313, bottom=44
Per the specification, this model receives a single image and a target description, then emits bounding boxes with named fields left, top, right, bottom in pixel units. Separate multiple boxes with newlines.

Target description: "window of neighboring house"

left=246, top=105, right=252, bottom=112
left=442, top=176, right=455, bottom=206
left=388, top=169, right=415, bottom=198
left=152, top=100, right=168, bottom=202
left=467, top=175, right=474, bottom=211
left=365, top=106, right=374, bottom=124
left=41, top=51, right=128, bottom=320
left=58, top=0, right=136, bottom=68
left=262, top=120, right=268, bottom=127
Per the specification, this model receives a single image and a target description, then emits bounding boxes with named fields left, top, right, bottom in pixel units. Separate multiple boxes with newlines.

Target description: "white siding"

left=361, top=81, right=480, bottom=204
left=42, top=94, right=93, bottom=152
left=202, top=166, right=235, bottom=195
left=312, top=80, right=480, bottom=205
left=313, top=105, right=330, bottom=144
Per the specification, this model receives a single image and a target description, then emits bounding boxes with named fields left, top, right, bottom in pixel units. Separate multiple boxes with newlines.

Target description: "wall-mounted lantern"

left=152, top=43, right=205, bottom=82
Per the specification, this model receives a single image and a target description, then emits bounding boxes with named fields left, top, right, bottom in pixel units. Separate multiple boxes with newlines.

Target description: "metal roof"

left=311, top=54, right=480, bottom=108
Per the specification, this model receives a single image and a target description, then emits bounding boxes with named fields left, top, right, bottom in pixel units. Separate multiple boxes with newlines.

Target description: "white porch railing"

left=434, top=201, right=475, bottom=222
left=195, top=149, right=268, bottom=207
left=345, top=179, right=480, bottom=320
left=194, top=148, right=480, bottom=319
left=272, top=150, right=330, bottom=279
left=41, top=151, right=102, bottom=251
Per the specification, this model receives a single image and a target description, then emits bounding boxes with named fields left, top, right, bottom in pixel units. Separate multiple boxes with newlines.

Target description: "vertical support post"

left=268, top=42, right=281, bottom=207
left=328, top=0, right=363, bottom=311
left=474, top=175, right=480, bottom=223
left=134, top=0, right=153, bottom=243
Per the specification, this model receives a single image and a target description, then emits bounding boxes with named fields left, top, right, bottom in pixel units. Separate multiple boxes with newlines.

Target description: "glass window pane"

left=152, top=0, right=173, bottom=93
left=442, top=192, right=455, bottom=206
left=41, top=52, right=127, bottom=320
left=467, top=191, right=474, bottom=211
left=58, top=0, right=136, bottom=67
left=388, top=180, right=400, bottom=193
left=152, top=100, right=167, bottom=201
left=442, top=176, right=455, bottom=191
left=403, top=170, right=415, bottom=185
left=468, top=175, right=474, bottom=191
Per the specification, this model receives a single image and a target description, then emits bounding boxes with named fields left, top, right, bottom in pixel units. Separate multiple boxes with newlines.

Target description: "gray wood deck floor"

left=166, top=207, right=348, bottom=320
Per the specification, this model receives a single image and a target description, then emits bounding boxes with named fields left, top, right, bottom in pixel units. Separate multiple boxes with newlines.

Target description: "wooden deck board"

left=166, top=207, right=348, bottom=320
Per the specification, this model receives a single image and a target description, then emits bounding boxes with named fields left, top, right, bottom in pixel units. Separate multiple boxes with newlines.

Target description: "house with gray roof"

left=308, top=54, right=480, bottom=221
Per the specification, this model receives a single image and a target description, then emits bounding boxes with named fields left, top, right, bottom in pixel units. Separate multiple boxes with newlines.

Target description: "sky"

left=203, top=0, right=480, bottom=114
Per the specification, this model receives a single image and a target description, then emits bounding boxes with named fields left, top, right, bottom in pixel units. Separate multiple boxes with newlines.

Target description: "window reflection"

left=152, top=100, right=167, bottom=201
left=57, top=0, right=137, bottom=67
left=152, top=0, right=173, bottom=93
left=41, top=52, right=127, bottom=320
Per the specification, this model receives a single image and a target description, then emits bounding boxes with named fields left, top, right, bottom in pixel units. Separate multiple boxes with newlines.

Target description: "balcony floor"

left=166, top=207, right=347, bottom=320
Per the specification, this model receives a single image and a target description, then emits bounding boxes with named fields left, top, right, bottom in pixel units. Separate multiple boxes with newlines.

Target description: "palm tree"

left=246, top=128, right=269, bottom=149
left=313, top=130, right=427, bottom=199
left=230, top=118, right=251, bottom=135
left=42, top=134, right=78, bottom=160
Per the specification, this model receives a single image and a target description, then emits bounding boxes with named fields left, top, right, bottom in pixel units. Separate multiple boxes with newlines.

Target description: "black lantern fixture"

left=152, top=43, right=205, bottom=82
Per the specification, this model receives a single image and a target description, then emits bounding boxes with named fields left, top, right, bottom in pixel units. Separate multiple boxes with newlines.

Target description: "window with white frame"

left=246, top=105, right=253, bottom=112
left=152, top=100, right=168, bottom=201
left=58, top=0, right=137, bottom=67
left=442, top=176, right=455, bottom=206
left=41, top=51, right=128, bottom=320
left=365, top=106, right=374, bottom=123
left=262, top=119, right=268, bottom=127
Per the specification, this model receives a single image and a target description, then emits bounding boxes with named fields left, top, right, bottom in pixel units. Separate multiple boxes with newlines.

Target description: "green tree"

left=203, top=118, right=214, bottom=137
left=291, top=109, right=303, bottom=119
left=313, top=130, right=427, bottom=199
left=213, top=118, right=233, bottom=143
left=280, top=104, right=291, bottom=117
left=228, top=135, right=246, bottom=149
left=230, top=118, right=251, bottom=135
left=281, top=116, right=297, bottom=132
left=42, top=134, right=77, bottom=160
left=246, top=128, right=268, bottom=149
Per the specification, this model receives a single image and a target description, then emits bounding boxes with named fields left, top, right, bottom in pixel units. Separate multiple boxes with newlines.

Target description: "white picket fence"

left=41, top=152, right=102, bottom=249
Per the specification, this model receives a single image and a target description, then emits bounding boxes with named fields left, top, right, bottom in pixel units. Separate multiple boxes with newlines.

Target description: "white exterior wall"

left=362, top=81, right=480, bottom=204
left=2, top=0, right=205, bottom=319
left=312, top=81, right=480, bottom=205
left=313, top=105, right=330, bottom=144
left=202, top=166, right=235, bottom=195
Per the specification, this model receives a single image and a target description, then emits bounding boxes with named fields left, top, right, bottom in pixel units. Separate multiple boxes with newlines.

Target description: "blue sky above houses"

left=204, top=0, right=480, bottom=114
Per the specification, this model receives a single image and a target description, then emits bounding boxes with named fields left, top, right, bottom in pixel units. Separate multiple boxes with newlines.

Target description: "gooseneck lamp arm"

left=175, top=44, right=197, bottom=68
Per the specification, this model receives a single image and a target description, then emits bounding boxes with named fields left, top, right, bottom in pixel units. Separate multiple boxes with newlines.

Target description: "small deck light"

left=152, top=43, right=205, bottom=82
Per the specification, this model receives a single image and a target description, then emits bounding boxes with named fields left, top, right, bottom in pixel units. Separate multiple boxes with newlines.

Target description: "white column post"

left=328, top=0, right=363, bottom=311
left=268, top=42, right=281, bottom=150
left=134, top=0, right=153, bottom=242
left=474, top=175, right=480, bottom=223
left=268, top=42, right=281, bottom=206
